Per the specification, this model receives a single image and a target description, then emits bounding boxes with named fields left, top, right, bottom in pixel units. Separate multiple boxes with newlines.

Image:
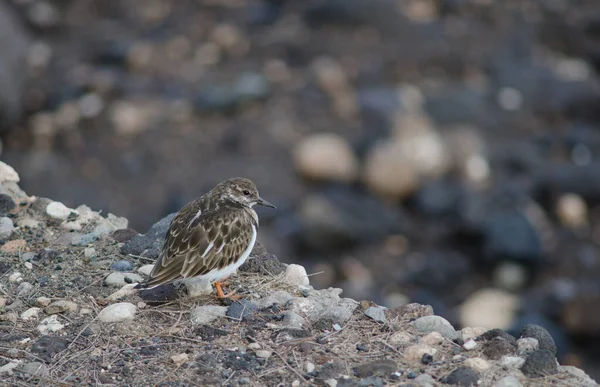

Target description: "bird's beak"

left=256, top=197, right=276, bottom=208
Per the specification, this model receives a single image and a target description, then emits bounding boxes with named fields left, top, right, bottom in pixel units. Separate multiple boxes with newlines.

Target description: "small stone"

left=291, top=381, right=300, bottom=387
left=460, top=327, right=488, bottom=341
left=137, top=264, right=154, bottom=276
left=520, top=324, right=557, bottom=355
left=20, top=362, right=49, bottom=377
left=363, top=141, right=418, bottom=200
left=170, top=353, right=189, bottom=364
left=17, top=217, right=41, bottom=228
left=501, top=356, right=526, bottom=369
left=248, top=343, right=261, bottom=350
left=283, top=311, right=307, bottom=329
left=389, top=331, right=414, bottom=345
left=20, top=252, right=36, bottom=262
left=80, top=308, right=93, bottom=316
left=521, top=349, right=558, bottom=378
left=35, top=297, right=51, bottom=307
left=110, top=260, right=133, bottom=272
left=441, top=366, right=479, bottom=386
left=0, top=217, right=14, bottom=239
left=255, top=350, right=272, bottom=359
left=517, top=337, right=539, bottom=356
left=420, top=332, right=444, bottom=346
left=24, top=262, right=33, bottom=270
left=190, top=305, right=228, bottom=325
left=305, top=361, right=315, bottom=373
left=365, top=306, right=386, bottom=323
left=227, top=299, right=258, bottom=321
left=104, top=272, right=144, bottom=287
left=46, top=201, right=78, bottom=220
left=0, top=362, right=20, bottom=375
left=412, top=315, right=458, bottom=340
left=463, top=339, right=477, bottom=350
left=38, top=315, right=65, bottom=334
left=463, top=357, right=490, bottom=372
left=354, top=359, right=397, bottom=378
left=293, top=133, right=359, bottom=183
left=183, top=277, right=213, bottom=297
left=0, top=297, right=6, bottom=307
left=97, top=302, right=137, bottom=322
left=106, top=283, right=139, bottom=302
left=45, top=300, right=78, bottom=314
left=111, top=228, right=138, bottom=242
left=21, top=307, right=41, bottom=320
left=404, top=344, right=438, bottom=363
left=414, top=373, right=436, bottom=386
left=494, top=375, right=523, bottom=387
left=0, top=162, right=19, bottom=183
left=283, top=264, right=309, bottom=287
left=2, top=240, right=26, bottom=254
left=84, top=248, right=96, bottom=259
left=17, top=282, right=33, bottom=297
left=255, top=290, right=293, bottom=309
left=492, top=262, right=528, bottom=291
left=556, top=193, right=587, bottom=229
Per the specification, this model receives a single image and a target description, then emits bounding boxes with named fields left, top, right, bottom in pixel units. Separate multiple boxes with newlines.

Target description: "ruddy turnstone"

left=140, top=177, right=275, bottom=298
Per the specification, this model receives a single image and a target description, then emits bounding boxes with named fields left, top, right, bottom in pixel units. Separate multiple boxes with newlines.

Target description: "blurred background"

left=1, top=0, right=600, bottom=378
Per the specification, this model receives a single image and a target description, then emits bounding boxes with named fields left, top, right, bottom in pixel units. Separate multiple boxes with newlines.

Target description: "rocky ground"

left=0, top=165, right=598, bottom=386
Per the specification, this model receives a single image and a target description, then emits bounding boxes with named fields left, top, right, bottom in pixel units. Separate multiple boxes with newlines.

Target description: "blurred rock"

left=460, top=288, right=519, bottom=330
left=296, top=186, right=404, bottom=251
left=555, top=193, right=588, bottom=229
left=194, top=72, right=270, bottom=113
left=483, top=210, right=543, bottom=264
left=293, top=133, right=358, bottom=183
left=0, top=2, right=30, bottom=131
left=363, top=141, right=418, bottom=200
left=492, top=262, right=529, bottom=292
left=443, top=125, right=490, bottom=187
left=0, top=217, right=14, bottom=240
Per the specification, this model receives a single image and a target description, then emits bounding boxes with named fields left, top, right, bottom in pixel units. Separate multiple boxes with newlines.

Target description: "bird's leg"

left=214, top=281, right=241, bottom=300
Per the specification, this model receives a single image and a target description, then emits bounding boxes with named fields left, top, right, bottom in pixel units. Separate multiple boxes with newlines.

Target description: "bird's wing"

left=144, top=207, right=254, bottom=287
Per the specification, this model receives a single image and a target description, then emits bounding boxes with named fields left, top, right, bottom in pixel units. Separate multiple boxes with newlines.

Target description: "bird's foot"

left=214, top=281, right=242, bottom=300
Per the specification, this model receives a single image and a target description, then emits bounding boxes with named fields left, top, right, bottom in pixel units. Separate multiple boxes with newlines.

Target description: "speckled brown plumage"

left=142, top=177, right=275, bottom=290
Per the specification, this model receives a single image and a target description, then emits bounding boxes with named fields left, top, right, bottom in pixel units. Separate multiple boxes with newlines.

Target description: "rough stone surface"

left=441, top=366, right=479, bottom=386
left=521, top=349, right=558, bottom=378
left=353, top=359, right=397, bottom=378
left=493, top=375, right=523, bottom=387
left=365, top=306, right=387, bottom=323
left=255, top=290, right=293, bottom=309
left=45, top=300, right=78, bottom=314
left=104, top=272, right=144, bottom=287
left=0, top=216, right=14, bottom=239
left=412, top=315, right=458, bottom=340
left=97, top=302, right=137, bottom=323
left=183, top=277, right=213, bottom=297
left=403, top=344, right=438, bottom=363
left=283, top=264, right=310, bottom=287
left=190, top=305, right=228, bottom=325
left=519, top=324, right=557, bottom=355
left=46, top=201, right=78, bottom=220
left=287, top=287, right=358, bottom=324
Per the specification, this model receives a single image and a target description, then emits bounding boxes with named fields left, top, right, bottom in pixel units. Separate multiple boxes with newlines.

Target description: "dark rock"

left=521, top=349, right=558, bottom=378
left=424, top=85, right=490, bottom=126
left=422, top=354, right=433, bottom=365
left=194, top=325, right=229, bottom=342
left=354, top=359, right=397, bottom=378
left=120, top=235, right=155, bottom=256
left=138, top=284, right=179, bottom=305
left=0, top=194, right=15, bottom=215
left=121, top=213, right=176, bottom=256
left=414, top=179, right=464, bottom=217
left=223, top=350, right=259, bottom=372
left=226, top=299, right=259, bottom=321
left=239, top=252, right=286, bottom=275
left=110, top=260, right=134, bottom=272
left=404, top=251, right=470, bottom=292
left=356, top=344, right=370, bottom=352
left=482, top=338, right=517, bottom=360
left=520, top=324, right=557, bottom=355
left=510, top=314, right=569, bottom=358
left=37, top=276, right=50, bottom=286
left=407, top=371, right=419, bottom=379
left=296, top=186, right=404, bottom=252
left=34, top=248, right=59, bottom=262
left=483, top=210, right=542, bottom=264
left=318, top=361, right=345, bottom=380
left=477, top=329, right=517, bottom=346
left=111, top=228, right=139, bottom=243
left=441, top=366, right=479, bottom=386
left=31, top=336, right=69, bottom=363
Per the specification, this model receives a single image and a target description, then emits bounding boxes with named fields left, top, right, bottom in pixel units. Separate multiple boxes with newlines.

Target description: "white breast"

left=201, top=225, right=256, bottom=282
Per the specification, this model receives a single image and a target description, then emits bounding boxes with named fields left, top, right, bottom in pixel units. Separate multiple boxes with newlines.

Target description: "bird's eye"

left=243, top=190, right=251, bottom=196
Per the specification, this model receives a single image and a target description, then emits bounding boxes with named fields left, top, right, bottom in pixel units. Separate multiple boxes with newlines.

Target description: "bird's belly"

left=201, top=225, right=256, bottom=282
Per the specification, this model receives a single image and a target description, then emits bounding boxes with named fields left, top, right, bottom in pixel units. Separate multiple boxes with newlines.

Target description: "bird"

left=140, top=177, right=275, bottom=299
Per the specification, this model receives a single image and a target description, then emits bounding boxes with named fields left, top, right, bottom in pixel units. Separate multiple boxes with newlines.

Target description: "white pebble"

left=463, top=339, right=478, bottom=350
left=9, top=272, right=22, bottom=282
left=104, top=272, right=144, bottom=287
left=24, top=262, right=33, bottom=270
left=137, top=264, right=154, bottom=276
left=255, top=350, right=272, bottom=359
left=21, top=307, right=41, bottom=321
left=248, top=343, right=261, bottom=350
left=46, top=201, right=78, bottom=220
left=38, top=315, right=65, bottom=334
left=0, top=161, right=20, bottom=183
left=36, top=297, right=51, bottom=307
left=84, top=248, right=96, bottom=259
left=283, top=264, right=310, bottom=287
left=190, top=305, right=228, bottom=325
left=170, top=353, right=189, bottom=364
left=305, top=361, right=315, bottom=373
left=97, top=302, right=137, bottom=323
left=106, top=283, right=139, bottom=302
left=501, top=356, right=525, bottom=369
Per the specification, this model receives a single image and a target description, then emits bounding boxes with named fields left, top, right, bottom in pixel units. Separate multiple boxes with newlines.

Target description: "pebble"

left=137, top=264, right=154, bottom=276
left=414, top=374, right=436, bottom=387
left=389, top=331, right=414, bottom=345
left=1, top=239, right=27, bottom=254
left=104, top=272, right=144, bottom=287
left=363, top=141, right=418, bottom=200
left=293, top=133, right=359, bottom=183
left=403, top=344, right=438, bottom=363
left=493, top=375, right=523, bottom=387
left=463, top=357, right=490, bottom=372
left=170, top=353, right=189, bottom=364
left=21, top=307, right=41, bottom=321
left=8, top=271, right=23, bottom=282
left=38, top=315, right=65, bottom=334
left=17, top=217, right=40, bottom=228
left=110, top=260, right=133, bottom=271
left=248, top=343, right=261, bottom=350
left=364, top=306, right=387, bottom=323
left=20, top=362, right=49, bottom=377
left=492, top=262, right=528, bottom=291
left=84, top=247, right=96, bottom=259
left=287, top=287, right=358, bottom=324
left=283, top=264, right=310, bottom=287
left=324, top=379, right=337, bottom=387
left=516, top=337, right=539, bottom=356
left=227, top=299, right=259, bottom=321
left=36, top=297, right=51, bottom=307
left=354, top=359, right=397, bottom=378
left=0, top=297, right=5, bottom=307
left=556, top=193, right=587, bottom=229
left=463, top=339, right=477, bottom=350
left=45, top=300, right=78, bottom=314
left=183, top=277, right=213, bottom=297
left=461, top=327, right=487, bottom=342
left=106, top=283, right=139, bottom=302
left=255, top=350, right=272, bottom=359
left=16, top=282, right=33, bottom=297
left=520, top=324, right=557, bottom=355
left=0, top=161, right=20, bottom=183
left=46, top=201, right=78, bottom=220
left=24, top=262, right=33, bottom=270
left=460, top=288, right=519, bottom=330
left=441, top=366, right=479, bottom=386
left=283, top=311, right=307, bottom=329
left=521, top=349, right=558, bottom=378
left=97, top=302, right=137, bottom=323
left=501, top=356, right=525, bottom=369
left=190, top=305, right=228, bottom=325
left=412, top=315, right=458, bottom=340
left=0, top=362, right=20, bottom=375
left=305, top=361, right=315, bottom=373
left=420, top=332, right=444, bottom=346
left=255, top=290, right=294, bottom=309
left=0, top=217, right=14, bottom=239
